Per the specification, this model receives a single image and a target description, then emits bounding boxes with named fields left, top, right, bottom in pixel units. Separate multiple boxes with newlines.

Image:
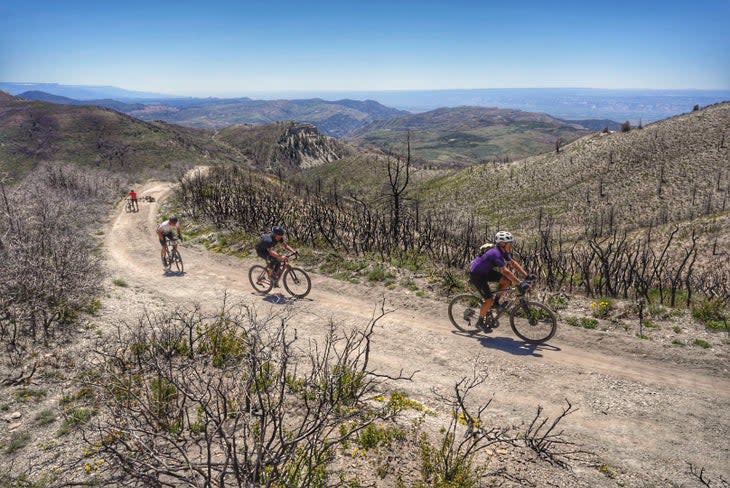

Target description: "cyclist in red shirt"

left=128, top=190, right=138, bottom=212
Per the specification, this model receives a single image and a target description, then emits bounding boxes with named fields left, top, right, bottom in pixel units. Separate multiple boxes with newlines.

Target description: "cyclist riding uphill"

left=157, top=216, right=182, bottom=270
left=128, top=189, right=138, bottom=211
left=255, top=226, right=297, bottom=286
left=469, top=231, right=530, bottom=331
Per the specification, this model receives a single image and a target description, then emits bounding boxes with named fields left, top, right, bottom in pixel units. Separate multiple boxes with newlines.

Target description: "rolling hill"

left=348, top=106, right=593, bottom=166
left=0, top=92, right=358, bottom=181
left=412, top=102, right=730, bottom=240
left=17, top=90, right=146, bottom=112
left=14, top=91, right=407, bottom=138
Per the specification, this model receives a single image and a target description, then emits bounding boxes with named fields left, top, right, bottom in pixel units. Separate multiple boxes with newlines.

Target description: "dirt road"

left=105, top=181, right=730, bottom=486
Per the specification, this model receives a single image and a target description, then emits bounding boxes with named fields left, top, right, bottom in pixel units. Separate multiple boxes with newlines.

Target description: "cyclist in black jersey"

left=255, top=226, right=297, bottom=286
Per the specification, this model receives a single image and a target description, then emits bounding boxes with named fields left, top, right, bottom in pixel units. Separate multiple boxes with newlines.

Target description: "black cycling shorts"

left=469, top=270, right=503, bottom=299
left=160, top=232, right=175, bottom=247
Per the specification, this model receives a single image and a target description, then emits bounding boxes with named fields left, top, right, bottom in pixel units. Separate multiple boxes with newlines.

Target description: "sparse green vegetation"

left=6, top=431, right=32, bottom=453
left=57, top=407, right=94, bottom=436
left=34, top=409, right=57, bottom=426
left=591, top=298, right=614, bottom=319
left=642, top=319, right=660, bottom=329
left=598, top=463, right=619, bottom=479
left=14, top=387, right=47, bottom=402
left=356, top=423, right=406, bottom=450
left=112, top=278, right=128, bottom=287
left=566, top=316, right=598, bottom=329
left=547, top=294, right=569, bottom=310
left=693, top=339, right=711, bottom=349
left=692, top=298, right=728, bottom=330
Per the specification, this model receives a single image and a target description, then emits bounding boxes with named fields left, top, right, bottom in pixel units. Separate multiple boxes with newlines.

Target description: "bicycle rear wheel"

left=171, top=249, right=184, bottom=273
left=249, top=265, right=273, bottom=293
left=283, top=267, right=311, bottom=298
left=447, top=294, right=483, bottom=333
left=509, top=301, right=557, bottom=343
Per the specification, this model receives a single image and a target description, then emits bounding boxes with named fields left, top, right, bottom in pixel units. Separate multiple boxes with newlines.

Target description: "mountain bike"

left=447, top=277, right=557, bottom=343
left=248, top=252, right=311, bottom=298
left=163, top=237, right=184, bottom=274
left=125, top=198, right=136, bottom=213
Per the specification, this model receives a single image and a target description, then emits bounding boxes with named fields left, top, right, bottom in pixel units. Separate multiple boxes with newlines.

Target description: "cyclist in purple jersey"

left=469, top=231, right=530, bottom=331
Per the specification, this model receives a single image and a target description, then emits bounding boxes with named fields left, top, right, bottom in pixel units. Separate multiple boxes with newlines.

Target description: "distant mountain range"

left=3, top=82, right=728, bottom=124
left=7, top=90, right=612, bottom=167
left=0, top=82, right=174, bottom=100
left=15, top=90, right=406, bottom=138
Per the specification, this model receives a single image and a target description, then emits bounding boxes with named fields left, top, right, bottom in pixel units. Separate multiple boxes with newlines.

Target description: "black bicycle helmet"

left=169, top=215, right=179, bottom=223
left=272, top=225, right=285, bottom=236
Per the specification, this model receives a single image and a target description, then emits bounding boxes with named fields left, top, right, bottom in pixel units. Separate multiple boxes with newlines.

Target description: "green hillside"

left=348, top=106, right=592, bottom=166
left=414, top=102, right=730, bottom=237
left=0, top=94, right=242, bottom=180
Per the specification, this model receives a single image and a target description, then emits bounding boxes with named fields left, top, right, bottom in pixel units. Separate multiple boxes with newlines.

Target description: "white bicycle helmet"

left=494, top=231, right=514, bottom=243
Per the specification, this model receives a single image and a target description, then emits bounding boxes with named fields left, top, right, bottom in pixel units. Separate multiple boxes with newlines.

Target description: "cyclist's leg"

left=161, top=233, right=173, bottom=267
left=160, top=239, right=168, bottom=266
left=469, top=272, right=494, bottom=318
left=268, top=257, right=281, bottom=285
left=494, top=274, right=510, bottom=306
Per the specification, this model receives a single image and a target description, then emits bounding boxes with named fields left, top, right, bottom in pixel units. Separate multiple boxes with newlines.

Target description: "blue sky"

left=1, top=0, right=728, bottom=96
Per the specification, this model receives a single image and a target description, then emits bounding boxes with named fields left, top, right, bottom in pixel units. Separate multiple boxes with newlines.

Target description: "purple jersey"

left=470, top=246, right=511, bottom=274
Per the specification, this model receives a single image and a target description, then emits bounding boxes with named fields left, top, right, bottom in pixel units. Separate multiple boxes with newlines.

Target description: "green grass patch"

left=693, top=339, right=711, bottom=349
left=356, top=423, right=406, bottom=450
left=5, top=431, right=32, bottom=453
left=547, top=294, right=569, bottom=310
left=112, top=278, right=128, bottom=287
left=57, top=407, right=94, bottom=436
left=367, top=266, right=394, bottom=283
left=14, top=387, right=47, bottom=402
left=34, top=409, right=57, bottom=426
left=671, top=339, right=686, bottom=346
left=566, top=316, right=598, bottom=329
left=641, top=319, right=660, bottom=329
left=692, top=298, right=728, bottom=329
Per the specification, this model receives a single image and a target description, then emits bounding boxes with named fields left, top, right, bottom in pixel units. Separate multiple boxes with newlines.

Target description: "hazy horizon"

left=1, top=0, right=728, bottom=96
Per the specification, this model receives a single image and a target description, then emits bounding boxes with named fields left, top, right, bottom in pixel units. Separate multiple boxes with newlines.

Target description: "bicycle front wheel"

left=171, top=249, right=184, bottom=273
left=283, top=267, right=311, bottom=298
left=447, top=294, right=483, bottom=333
left=509, top=301, right=557, bottom=343
left=249, top=265, right=273, bottom=294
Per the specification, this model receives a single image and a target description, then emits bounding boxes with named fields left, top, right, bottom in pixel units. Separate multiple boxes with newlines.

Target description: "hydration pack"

left=477, top=242, right=495, bottom=257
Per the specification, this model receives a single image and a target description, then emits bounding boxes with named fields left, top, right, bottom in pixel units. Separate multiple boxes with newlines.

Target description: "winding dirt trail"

left=104, top=180, right=730, bottom=485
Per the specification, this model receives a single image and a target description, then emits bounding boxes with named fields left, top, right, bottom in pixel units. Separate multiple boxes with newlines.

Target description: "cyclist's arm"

left=267, top=247, right=286, bottom=261
left=499, top=265, right=521, bottom=286
left=509, top=259, right=528, bottom=279
left=176, top=223, right=183, bottom=240
left=283, top=242, right=296, bottom=255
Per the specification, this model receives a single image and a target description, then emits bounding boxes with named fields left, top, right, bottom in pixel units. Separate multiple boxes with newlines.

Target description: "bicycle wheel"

left=249, top=265, right=273, bottom=293
left=447, top=294, right=484, bottom=333
left=283, top=267, right=311, bottom=298
left=509, top=301, right=557, bottom=343
left=171, top=249, right=184, bottom=273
